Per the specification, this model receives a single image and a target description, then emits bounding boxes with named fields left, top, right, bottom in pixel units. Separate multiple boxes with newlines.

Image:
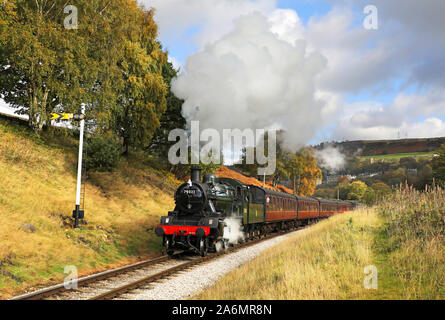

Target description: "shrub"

left=86, top=136, right=121, bottom=172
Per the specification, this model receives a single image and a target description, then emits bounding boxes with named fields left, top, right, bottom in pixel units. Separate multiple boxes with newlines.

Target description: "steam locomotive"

left=155, top=167, right=356, bottom=256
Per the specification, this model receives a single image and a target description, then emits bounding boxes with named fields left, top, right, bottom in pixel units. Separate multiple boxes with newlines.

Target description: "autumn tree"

left=236, top=131, right=322, bottom=196
left=0, top=0, right=82, bottom=133
left=371, top=181, right=392, bottom=198
left=293, top=148, right=322, bottom=196
left=337, top=176, right=350, bottom=187
left=0, top=0, right=168, bottom=149
left=347, top=181, right=368, bottom=201
left=432, top=144, right=445, bottom=186
left=113, top=5, right=168, bottom=154
left=0, top=1, right=15, bottom=39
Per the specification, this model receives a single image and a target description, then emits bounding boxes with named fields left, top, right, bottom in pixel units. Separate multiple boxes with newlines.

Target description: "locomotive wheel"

left=165, top=239, right=174, bottom=256
left=199, top=238, right=208, bottom=257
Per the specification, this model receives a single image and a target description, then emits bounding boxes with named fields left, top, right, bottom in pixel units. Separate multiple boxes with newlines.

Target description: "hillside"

left=315, top=137, right=445, bottom=157
left=0, top=116, right=179, bottom=298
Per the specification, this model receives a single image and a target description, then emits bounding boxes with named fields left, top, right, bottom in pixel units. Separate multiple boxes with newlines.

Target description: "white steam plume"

left=223, top=218, right=245, bottom=245
left=171, top=12, right=327, bottom=151
left=315, top=146, right=345, bottom=173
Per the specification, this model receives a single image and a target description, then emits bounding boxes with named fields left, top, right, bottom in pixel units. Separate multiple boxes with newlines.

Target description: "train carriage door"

left=244, top=187, right=250, bottom=225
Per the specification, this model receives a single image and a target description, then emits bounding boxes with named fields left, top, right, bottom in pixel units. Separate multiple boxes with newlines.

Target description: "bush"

left=86, top=136, right=121, bottom=172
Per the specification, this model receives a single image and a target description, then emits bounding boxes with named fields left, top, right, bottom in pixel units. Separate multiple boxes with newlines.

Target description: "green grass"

left=361, top=152, right=434, bottom=160
left=367, top=186, right=445, bottom=299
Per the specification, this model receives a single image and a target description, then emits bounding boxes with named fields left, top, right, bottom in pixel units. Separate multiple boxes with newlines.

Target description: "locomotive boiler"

left=155, top=167, right=241, bottom=256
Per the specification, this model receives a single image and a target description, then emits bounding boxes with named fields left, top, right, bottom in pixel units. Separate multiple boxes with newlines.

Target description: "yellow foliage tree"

left=293, top=147, right=322, bottom=196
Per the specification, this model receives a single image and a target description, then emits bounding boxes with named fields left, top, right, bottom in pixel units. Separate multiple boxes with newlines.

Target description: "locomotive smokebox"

left=191, top=166, right=202, bottom=183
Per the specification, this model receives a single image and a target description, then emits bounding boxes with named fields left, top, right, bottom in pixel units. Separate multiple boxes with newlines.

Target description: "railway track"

left=10, top=254, right=181, bottom=300
left=11, top=225, right=310, bottom=300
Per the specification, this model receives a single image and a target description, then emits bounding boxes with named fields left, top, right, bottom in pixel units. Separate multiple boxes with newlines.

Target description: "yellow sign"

left=50, top=113, right=81, bottom=120
left=50, top=113, right=74, bottom=120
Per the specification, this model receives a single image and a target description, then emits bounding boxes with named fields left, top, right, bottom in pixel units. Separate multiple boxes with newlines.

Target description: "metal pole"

left=74, top=105, right=85, bottom=228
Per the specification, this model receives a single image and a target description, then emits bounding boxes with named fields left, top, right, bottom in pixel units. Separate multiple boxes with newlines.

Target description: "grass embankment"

left=372, top=186, right=444, bottom=299
left=0, top=117, right=178, bottom=298
left=196, top=189, right=444, bottom=300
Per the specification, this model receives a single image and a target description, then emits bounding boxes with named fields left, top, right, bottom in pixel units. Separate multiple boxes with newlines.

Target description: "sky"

left=2, top=0, right=445, bottom=148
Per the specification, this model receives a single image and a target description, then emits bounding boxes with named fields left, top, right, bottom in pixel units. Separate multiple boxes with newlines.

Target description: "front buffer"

left=155, top=215, right=222, bottom=256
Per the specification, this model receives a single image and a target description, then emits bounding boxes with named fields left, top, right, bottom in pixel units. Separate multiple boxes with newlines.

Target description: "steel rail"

left=11, top=223, right=312, bottom=300
left=10, top=254, right=176, bottom=300
left=89, top=228, right=303, bottom=300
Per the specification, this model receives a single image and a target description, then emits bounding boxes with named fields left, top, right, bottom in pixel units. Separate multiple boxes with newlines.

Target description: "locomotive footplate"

left=155, top=225, right=211, bottom=237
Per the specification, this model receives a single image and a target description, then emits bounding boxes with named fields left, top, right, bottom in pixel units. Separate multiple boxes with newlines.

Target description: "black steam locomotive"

left=155, top=167, right=356, bottom=256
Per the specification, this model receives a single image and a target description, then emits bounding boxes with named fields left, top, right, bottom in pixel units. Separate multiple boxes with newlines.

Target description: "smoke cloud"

left=171, top=12, right=327, bottom=151
left=315, top=146, right=345, bottom=173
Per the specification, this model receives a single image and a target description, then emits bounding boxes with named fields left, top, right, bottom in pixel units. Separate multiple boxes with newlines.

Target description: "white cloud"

left=333, top=117, right=445, bottom=141
left=332, top=90, right=445, bottom=141
left=140, top=0, right=276, bottom=49
left=268, top=9, right=305, bottom=46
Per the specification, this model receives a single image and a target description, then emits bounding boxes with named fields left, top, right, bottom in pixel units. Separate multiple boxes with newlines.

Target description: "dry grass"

left=195, top=209, right=379, bottom=300
left=0, top=118, right=178, bottom=298
left=195, top=187, right=444, bottom=300
left=371, top=186, right=445, bottom=299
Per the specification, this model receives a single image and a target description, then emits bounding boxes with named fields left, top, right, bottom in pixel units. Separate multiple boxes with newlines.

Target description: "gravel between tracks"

left=121, top=229, right=306, bottom=300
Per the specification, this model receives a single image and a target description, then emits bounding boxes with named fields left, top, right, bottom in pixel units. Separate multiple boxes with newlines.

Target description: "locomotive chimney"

left=191, top=166, right=202, bottom=183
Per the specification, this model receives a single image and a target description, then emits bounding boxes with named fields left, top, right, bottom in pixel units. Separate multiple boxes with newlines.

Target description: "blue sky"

left=277, top=0, right=332, bottom=22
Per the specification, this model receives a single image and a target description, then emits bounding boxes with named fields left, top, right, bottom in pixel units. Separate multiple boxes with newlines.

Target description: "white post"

left=74, top=105, right=85, bottom=228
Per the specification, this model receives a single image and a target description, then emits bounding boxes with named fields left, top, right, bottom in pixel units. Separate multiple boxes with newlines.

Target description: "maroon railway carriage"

left=265, top=190, right=297, bottom=222
left=337, top=201, right=352, bottom=213
left=296, top=195, right=320, bottom=219
left=319, top=199, right=339, bottom=217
